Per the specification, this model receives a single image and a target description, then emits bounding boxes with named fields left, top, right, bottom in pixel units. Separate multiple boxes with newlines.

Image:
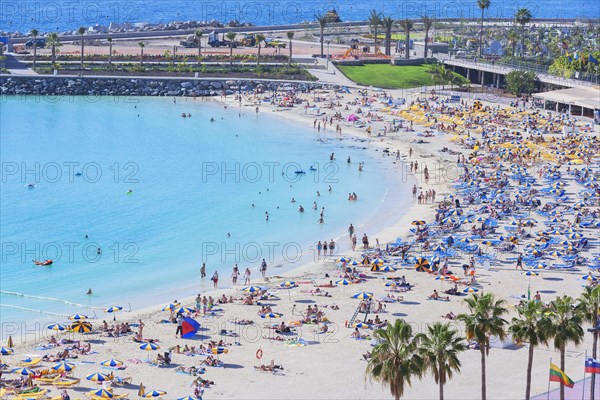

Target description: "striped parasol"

left=100, top=359, right=124, bottom=367
left=86, top=372, right=111, bottom=382
left=139, top=342, right=160, bottom=351
left=52, top=361, right=76, bottom=372
left=47, top=323, right=65, bottom=331
left=68, top=314, right=88, bottom=321
left=71, top=321, right=93, bottom=333
left=352, top=291, right=373, bottom=300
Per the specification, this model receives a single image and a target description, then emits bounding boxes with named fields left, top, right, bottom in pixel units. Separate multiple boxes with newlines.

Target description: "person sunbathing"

left=443, top=312, right=456, bottom=320
left=428, top=290, right=450, bottom=301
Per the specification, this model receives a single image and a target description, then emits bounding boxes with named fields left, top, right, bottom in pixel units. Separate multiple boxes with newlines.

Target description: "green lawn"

left=337, top=64, right=438, bottom=89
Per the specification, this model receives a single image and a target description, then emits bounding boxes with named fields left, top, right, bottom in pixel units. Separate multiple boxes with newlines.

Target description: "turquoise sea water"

left=0, top=96, right=411, bottom=333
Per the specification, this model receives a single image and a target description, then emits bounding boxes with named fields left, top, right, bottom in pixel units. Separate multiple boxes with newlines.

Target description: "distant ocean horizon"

left=1, top=0, right=598, bottom=34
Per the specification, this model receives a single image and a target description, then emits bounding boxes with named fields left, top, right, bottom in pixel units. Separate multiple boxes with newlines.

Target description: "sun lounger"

left=52, top=377, right=80, bottom=388
left=112, top=376, right=132, bottom=386
left=33, top=375, right=60, bottom=385
left=18, top=358, right=42, bottom=368
left=14, top=389, right=48, bottom=400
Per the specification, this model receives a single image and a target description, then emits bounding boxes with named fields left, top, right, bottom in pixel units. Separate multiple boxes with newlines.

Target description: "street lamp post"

left=326, top=41, right=330, bottom=69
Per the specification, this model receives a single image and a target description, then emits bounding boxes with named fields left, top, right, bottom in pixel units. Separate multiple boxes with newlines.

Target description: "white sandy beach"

left=2, top=85, right=599, bottom=400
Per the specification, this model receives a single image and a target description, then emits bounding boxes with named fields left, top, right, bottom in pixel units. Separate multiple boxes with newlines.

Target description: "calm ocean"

left=1, top=0, right=596, bottom=34
left=0, top=96, right=411, bottom=332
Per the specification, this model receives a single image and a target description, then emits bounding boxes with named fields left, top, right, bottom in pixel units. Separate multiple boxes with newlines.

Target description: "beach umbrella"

left=172, top=306, right=195, bottom=315
left=139, top=342, right=160, bottom=351
left=353, top=322, right=370, bottom=329
left=336, top=279, right=351, bottom=286
left=280, top=281, right=296, bottom=288
left=144, top=390, right=167, bottom=398
left=481, top=240, right=494, bottom=246
left=181, top=318, right=201, bottom=339
left=0, top=347, right=13, bottom=355
left=12, top=368, right=34, bottom=376
left=522, top=271, right=539, bottom=277
left=138, top=383, right=146, bottom=398
left=414, top=258, right=430, bottom=272
left=411, top=220, right=426, bottom=226
left=434, top=275, right=451, bottom=281
left=104, top=306, right=123, bottom=313
left=100, top=359, right=124, bottom=368
left=352, top=291, right=373, bottom=300
left=371, top=258, right=384, bottom=267
left=380, top=265, right=397, bottom=273
left=384, top=282, right=397, bottom=287
left=581, top=275, right=598, bottom=282
left=47, top=323, right=65, bottom=331
left=462, top=287, right=479, bottom=293
left=370, top=264, right=380, bottom=272
left=208, top=346, right=229, bottom=355
left=71, top=321, right=93, bottom=333
left=260, top=312, right=283, bottom=319
left=89, top=388, right=113, bottom=398
left=533, top=263, right=546, bottom=269
left=86, top=372, right=111, bottom=382
left=6, top=336, right=14, bottom=348
left=243, top=286, right=263, bottom=293
left=337, top=257, right=350, bottom=263
left=177, top=397, right=200, bottom=400
left=52, top=361, right=76, bottom=372
left=68, top=314, right=88, bottom=320
left=350, top=260, right=359, bottom=266
left=161, top=303, right=181, bottom=311
left=550, top=251, right=563, bottom=257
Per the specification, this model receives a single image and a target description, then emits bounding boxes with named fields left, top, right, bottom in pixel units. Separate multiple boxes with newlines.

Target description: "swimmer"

left=317, top=191, right=320, bottom=197
left=347, top=156, right=351, bottom=163
left=97, top=247, right=101, bottom=255
left=299, top=205, right=304, bottom=212
left=86, top=288, right=93, bottom=295
left=252, top=204, right=255, bottom=207
left=126, top=189, right=134, bottom=195
left=313, top=202, right=317, bottom=210
left=27, top=183, right=36, bottom=189
left=328, top=185, right=332, bottom=192
left=210, top=117, right=215, bottom=122
left=85, top=235, right=88, bottom=240
left=291, top=198, right=296, bottom=203
left=330, top=153, right=335, bottom=161
left=318, top=217, right=324, bottom=224
left=227, top=233, right=231, bottom=238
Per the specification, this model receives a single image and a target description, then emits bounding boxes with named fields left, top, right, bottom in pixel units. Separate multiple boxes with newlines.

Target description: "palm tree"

left=255, top=33, right=265, bottom=66
left=77, top=26, right=86, bottom=67
left=421, top=16, right=433, bottom=58
left=576, top=287, right=600, bottom=400
left=514, top=8, right=532, bottom=59
left=507, top=30, right=519, bottom=57
left=417, top=322, right=466, bottom=400
left=138, top=42, right=145, bottom=66
left=315, top=13, right=328, bottom=57
left=509, top=300, right=551, bottom=400
left=107, top=36, right=113, bottom=66
left=286, top=31, right=294, bottom=66
left=381, top=17, right=395, bottom=57
left=548, top=296, right=584, bottom=400
left=195, top=29, right=203, bottom=63
left=457, top=293, right=508, bottom=400
left=225, top=32, right=237, bottom=66
left=368, top=10, right=383, bottom=53
left=46, top=33, right=61, bottom=66
left=30, top=29, right=39, bottom=69
left=398, top=19, right=414, bottom=60
left=477, top=0, right=490, bottom=57
left=366, top=320, right=423, bottom=400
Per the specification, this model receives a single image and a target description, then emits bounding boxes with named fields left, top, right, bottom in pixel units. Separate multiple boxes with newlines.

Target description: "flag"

left=549, top=363, right=574, bottom=388
left=585, top=358, right=600, bottom=374
left=589, top=55, right=599, bottom=65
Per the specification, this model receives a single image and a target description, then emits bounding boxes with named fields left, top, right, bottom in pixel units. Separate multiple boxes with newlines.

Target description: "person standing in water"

left=260, top=259, right=268, bottom=279
left=212, top=271, right=219, bottom=288
left=200, top=263, right=206, bottom=278
left=243, top=268, right=251, bottom=285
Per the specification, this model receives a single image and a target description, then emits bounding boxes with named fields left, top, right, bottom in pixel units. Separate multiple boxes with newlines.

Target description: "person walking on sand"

left=244, top=268, right=251, bottom=285
left=412, top=184, right=417, bottom=199
left=212, top=271, right=219, bottom=288
left=516, top=253, right=524, bottom=270
left=329, top=240, right=335, bottom=256
left=175, top=313, right=183, bottom=338
left=232, top=264, right=240, bottom=285
left=200, top=262, right=206, bottom=278
left=351, top=235, right=357, bottom=251
left=261, top=259, right=268, bottom=279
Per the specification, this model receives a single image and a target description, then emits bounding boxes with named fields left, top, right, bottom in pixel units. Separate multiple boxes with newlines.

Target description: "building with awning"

left=532, top=87, right=600, bottom=120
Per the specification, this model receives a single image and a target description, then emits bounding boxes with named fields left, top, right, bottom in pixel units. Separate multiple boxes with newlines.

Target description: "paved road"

left=3, top=54, right=37, bottom=75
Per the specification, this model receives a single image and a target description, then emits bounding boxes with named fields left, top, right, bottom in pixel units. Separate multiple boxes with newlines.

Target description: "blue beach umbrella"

left=462, top=287, right=479, bottom=293
left=89, top=388, right=113, bottom=398
left=260, top=312, right=283, bottom=319
left=161, top=303, right=181, bottom=311
left=12, top=367, right=35, bottom=376
left=581, top=275, right=598, bottom=282
left=243, top=286, right=263, bottom=293
left=87, top=372, right=110, bottom=382
left=336, top=279, right=351, bottom=286
left=104, top=306, right=123, bottom=313
left=522, top=271, right=539, bottom=277
left=68, top=314, right=88, bottom=320
left=52, top=361, right=76, bottom=372
left=353, top=322, right=370, bottom=329
left=352, top=291, right=373, bottom=300
left=139, top=342, right=160, bottom=351
left=100, top=359, right=124, bottom=367
left=144, top=390, right=167, bottom=398
left=47, top=323, right=65, bottom=331
left=280, top=281, right=296, bottom=288
left=380, top=265, right=397, bottom=273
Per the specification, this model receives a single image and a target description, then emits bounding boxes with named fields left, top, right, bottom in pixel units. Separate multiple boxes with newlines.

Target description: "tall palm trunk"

left=320, top=28, right=324, bottom=57
left=257, top=44, right=262, bottom=66
left=592, top=331, right=598, bottom=400
left=108, top=42, right=112, bottom=65
left=405, top=31, right=410, bottom=60
left=424, top=31, right=429, bottom=58
left=288, top=40, right=292, bottom=66
left=51, top=46, right=56, bottom=65
left=33, top=43, right=37, bottom=68
left=525, top=341, right=534, bottom=400
left=480, top=10, right=484, bottom=57
left=439, top=365, right=444, bottom=400
left=197, top=40, right=202, bottom=62
left=480, top=347, right=487, bottom=400
left=560, top=346, right=565, bottom=400
left=521, top=27, right=526, bottom=58
left=373, top=26, right=378, bottom=51
left=229, top=43, right=233, bottom=66
left=80, top=36, right=84, bottom=67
